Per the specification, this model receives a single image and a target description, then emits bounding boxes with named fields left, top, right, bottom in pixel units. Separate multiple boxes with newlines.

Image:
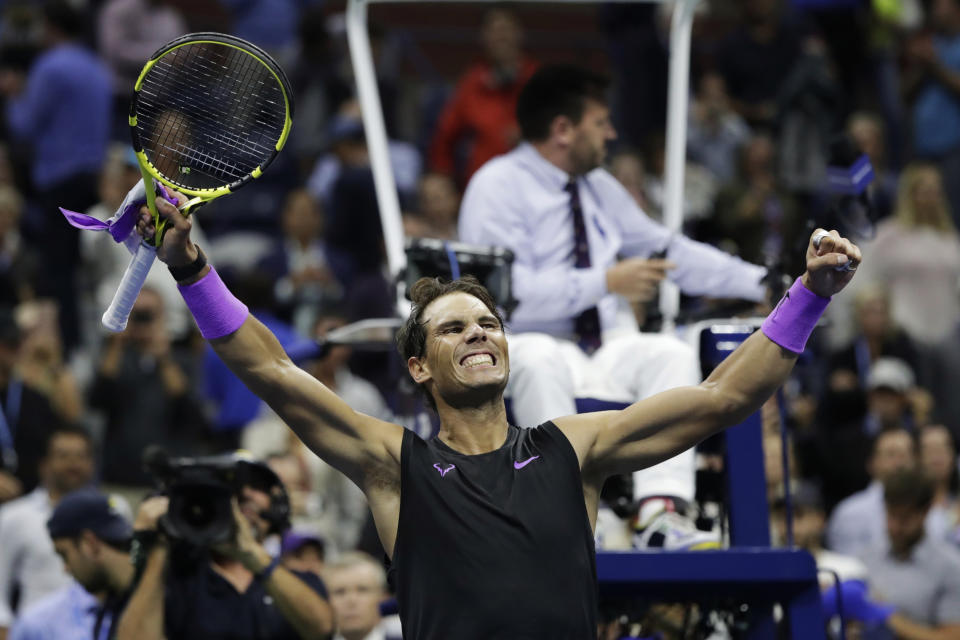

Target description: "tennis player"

left=138, top=197, right=859, bottom=638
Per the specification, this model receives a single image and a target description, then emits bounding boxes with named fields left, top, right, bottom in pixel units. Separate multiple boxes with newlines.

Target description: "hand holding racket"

left=100, top=32, right=294, bottom=332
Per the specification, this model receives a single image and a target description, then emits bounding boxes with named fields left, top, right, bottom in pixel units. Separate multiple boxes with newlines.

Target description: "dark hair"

left=396, top=276, right=504, bottom=410
left=44, top=424, right=93, bottom=458
left=883, top=468, right=934, bottom=511
left=43, top=0, right=84, bottom=38
left=516, top=64, right=610, bottom=142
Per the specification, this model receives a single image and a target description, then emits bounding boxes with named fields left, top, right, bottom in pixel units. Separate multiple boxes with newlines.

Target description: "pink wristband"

left=760, top=278, right=830, bottom=354
left=177, top=267, right=249, bottom=340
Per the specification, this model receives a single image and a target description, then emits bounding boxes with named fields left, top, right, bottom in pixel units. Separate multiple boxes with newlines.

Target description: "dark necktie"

left=565, top=179, right=602, bottom=354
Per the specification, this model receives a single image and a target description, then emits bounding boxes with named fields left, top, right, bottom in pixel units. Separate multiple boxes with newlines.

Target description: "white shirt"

left=0, top=489, right=71, bottom=627
left=459, top=143, right=767, bottom=337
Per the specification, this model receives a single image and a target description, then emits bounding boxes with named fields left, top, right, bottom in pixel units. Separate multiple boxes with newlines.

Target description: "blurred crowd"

left=0, top=0, right=957, bottom=637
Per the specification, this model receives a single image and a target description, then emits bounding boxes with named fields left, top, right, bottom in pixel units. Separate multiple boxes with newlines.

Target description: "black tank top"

left=392, top=422, right=597, bottom=639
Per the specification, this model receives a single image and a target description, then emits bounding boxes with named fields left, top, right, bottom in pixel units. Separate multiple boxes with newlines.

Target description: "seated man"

left=116, top=454, right=333, bottom=640
left=458, top=64, right=769, bottom=547
left=860, top=468, right=960, bottom=637
left=827, top=427, right=917, bottom=556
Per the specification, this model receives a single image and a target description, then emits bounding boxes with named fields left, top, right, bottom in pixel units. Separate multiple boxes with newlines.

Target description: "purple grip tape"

left=760, top=278, right=830, bottom=354
left=178, top=267, right=249, bottom=340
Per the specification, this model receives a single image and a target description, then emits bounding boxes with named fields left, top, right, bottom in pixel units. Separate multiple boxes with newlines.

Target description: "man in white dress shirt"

left=458, top=64, right=769, bottom=547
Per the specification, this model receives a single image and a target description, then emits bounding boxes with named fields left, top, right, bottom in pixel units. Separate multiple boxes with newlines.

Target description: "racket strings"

left=135, top=41, right=287, bottom=190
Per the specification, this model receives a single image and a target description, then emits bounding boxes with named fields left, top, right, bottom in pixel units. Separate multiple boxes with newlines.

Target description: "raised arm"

left=141, top=197, right=404, bottom=488
left=556, top=229, right=860, bottom=482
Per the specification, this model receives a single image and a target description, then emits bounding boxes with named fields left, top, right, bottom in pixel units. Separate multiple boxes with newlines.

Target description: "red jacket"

left=429, top=58, right=539, bottom=188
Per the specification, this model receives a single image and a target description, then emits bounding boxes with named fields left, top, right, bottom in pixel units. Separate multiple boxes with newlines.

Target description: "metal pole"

left=659, top=0, right=698, bottom=331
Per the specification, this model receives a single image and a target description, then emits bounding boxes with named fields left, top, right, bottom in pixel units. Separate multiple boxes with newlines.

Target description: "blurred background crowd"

left=0, top=0, right=958, bottom=636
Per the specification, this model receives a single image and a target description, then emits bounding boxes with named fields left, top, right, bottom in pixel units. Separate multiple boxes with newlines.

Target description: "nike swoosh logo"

left=514, top=455, right=540, bottom=470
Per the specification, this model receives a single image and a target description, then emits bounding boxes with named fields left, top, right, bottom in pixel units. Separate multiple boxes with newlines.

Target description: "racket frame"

left=128, top=32, right=294, bottom=217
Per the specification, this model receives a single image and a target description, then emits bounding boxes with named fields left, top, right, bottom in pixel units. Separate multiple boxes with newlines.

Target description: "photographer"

left=115, top=456, right=333, bottom=640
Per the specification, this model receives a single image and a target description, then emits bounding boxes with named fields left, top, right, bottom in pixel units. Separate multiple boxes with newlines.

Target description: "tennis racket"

left=102, top=32, right=294, bottom=332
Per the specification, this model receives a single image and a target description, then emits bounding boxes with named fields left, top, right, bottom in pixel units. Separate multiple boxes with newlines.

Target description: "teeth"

left=462, top=354, right=493, bottom=367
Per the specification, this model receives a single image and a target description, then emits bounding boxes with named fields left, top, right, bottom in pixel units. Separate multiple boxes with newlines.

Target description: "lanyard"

left=0, top=378, right=23, bottom=472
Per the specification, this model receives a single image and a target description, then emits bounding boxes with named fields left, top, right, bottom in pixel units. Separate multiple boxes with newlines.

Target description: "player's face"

left=569, top=99, right=616, bottom=175
left=413, top=293, right=509, bottom=407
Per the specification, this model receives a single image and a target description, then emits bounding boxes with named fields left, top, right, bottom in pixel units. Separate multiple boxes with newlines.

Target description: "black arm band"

left=168, top=245, right=207, bottom=281
left=130, top=529, right=160, bottom=581
left=254, top=555, right=282, bottom=583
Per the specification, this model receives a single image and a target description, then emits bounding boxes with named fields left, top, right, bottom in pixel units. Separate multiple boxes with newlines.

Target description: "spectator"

left=307, top=101, right=422, bottom=214
left=716, top=0, right=802, bottom=128
left=0, top=186, right=39, bottom=308
left=15, top=300, right=83, bottom=426
left=0, top=425, right=95, bottom=636
left=607, top=149, right=649, bottom=211
left=825, top=285, right=920, bottom=394
left=96, top=0, right=187, bottom=140
left=10, top=489, right=135, bottom=640
left=287, top=7, right=352, bottom=172
left=848, top=163, right=960, bottom=347
left=712, top=134, right=805, bottom=276
left=0, top=0, right=112, bottom=353
left=918, top=424, right=960, bottom=542
left=403, top=173, right=460, bottom=241
left=770, top=481, right=869, bottom=588
left=847, top=111, right=898, bottom=221
left=116, top=455, right=334, bottom=640
left=686, top=72, right=751, bottom=184
left=325, top=552, right=401, bottom=640
left=89, top=288, right=208, bottom=492
left=0, top=309, right=69, bottom=495
left=904, top=0, right=960, bottom=226
left=258, top=189, right=343, bottom=333
left=428, top=7, right=538, bottom=188
left=827, top=427, right=917, bottom=556
left=280, top=531, right=325, bottom=578
left=458, top=65, right=768, bottom=549
left=864, top=357, right=917, bottom=434
left=860, top=468, right=960, bottom=636
left=219, top=0, right=321, bottom=66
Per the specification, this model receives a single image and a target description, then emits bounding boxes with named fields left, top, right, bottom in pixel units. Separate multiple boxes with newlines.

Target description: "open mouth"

left=460, top=352, right=496, bottom=368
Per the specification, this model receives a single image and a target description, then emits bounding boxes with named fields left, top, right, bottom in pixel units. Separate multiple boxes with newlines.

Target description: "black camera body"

left=144, top=448, right=291, bottom=547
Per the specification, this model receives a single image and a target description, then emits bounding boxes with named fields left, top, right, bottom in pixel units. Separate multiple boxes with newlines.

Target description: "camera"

left=144, top=448, right=291, bottom=547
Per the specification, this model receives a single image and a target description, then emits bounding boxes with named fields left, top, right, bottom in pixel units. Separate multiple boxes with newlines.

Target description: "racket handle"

left=102, top=242, right=157, bottom=332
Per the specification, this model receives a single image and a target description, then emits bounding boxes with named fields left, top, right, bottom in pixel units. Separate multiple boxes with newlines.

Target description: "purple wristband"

left=177, top=267, right=249, bottom=340
left=760, top=277, right=830, bottom=354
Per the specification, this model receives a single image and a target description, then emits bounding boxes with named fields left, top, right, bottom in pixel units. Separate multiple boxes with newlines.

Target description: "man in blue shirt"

left=0, top=1, right=112, bottom=351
